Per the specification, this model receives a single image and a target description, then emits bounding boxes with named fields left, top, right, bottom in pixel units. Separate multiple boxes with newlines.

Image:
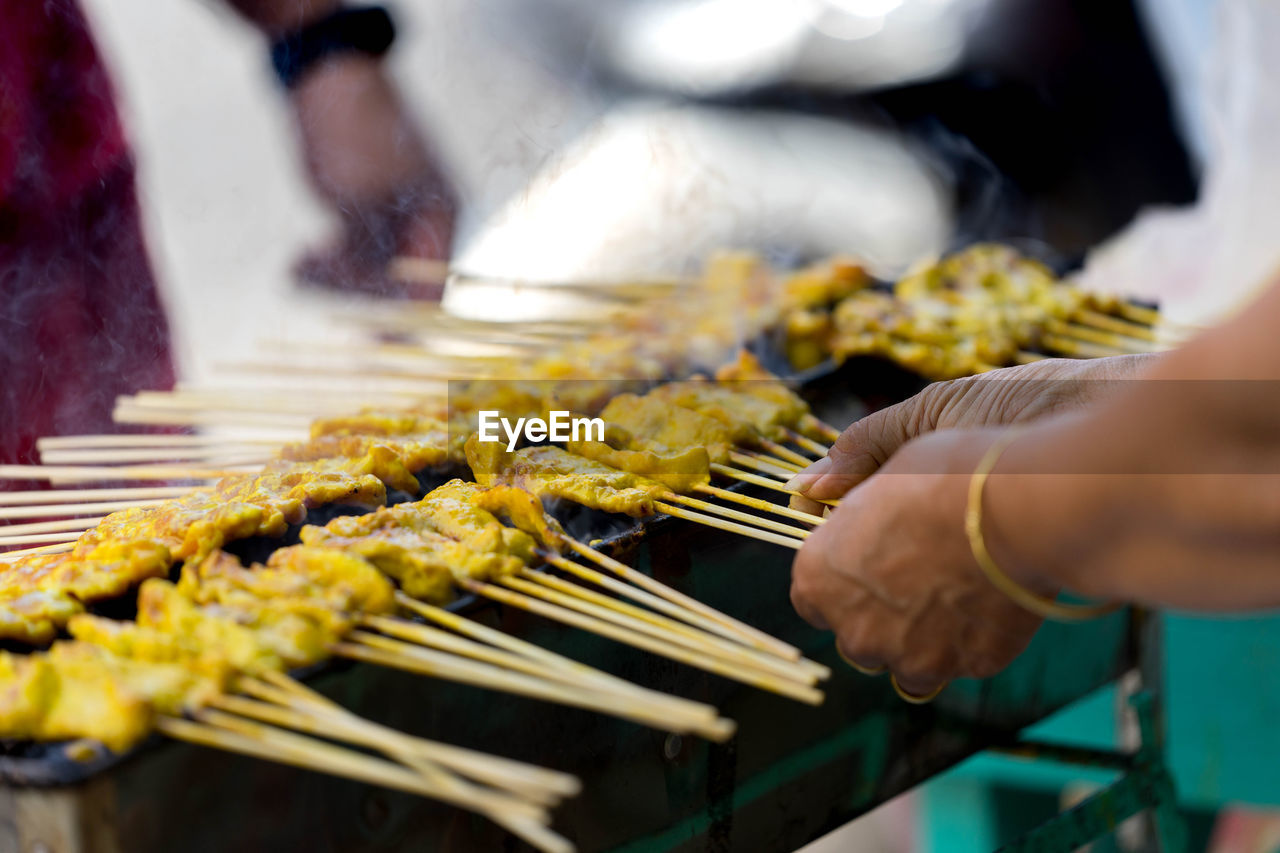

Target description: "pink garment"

left=0, top=0, right=175, bottom=475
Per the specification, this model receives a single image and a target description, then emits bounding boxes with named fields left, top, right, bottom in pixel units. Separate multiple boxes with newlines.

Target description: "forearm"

left=986, top=278, right=1280, bottom=611
left=219, top=0, right=340, bottom=36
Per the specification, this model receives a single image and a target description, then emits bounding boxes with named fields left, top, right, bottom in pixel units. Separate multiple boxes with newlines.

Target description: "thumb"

left=786, top=398, right=919, bottom=500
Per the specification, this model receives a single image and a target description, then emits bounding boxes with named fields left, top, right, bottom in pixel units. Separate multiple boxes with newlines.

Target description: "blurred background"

left=79, top=0, right=1280, bottom=849
left=82, top=0, right=1200, bottom=376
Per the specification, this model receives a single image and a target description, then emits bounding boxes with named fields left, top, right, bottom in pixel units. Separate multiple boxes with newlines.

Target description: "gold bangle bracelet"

left=964, top=428, right=1121, bottom=622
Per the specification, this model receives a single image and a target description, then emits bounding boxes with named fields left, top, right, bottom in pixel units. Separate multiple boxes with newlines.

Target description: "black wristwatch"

left=270, top=6, right=397, bottom=89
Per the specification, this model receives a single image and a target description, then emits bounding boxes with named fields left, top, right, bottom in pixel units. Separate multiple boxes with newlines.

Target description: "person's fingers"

left=787, top=397, right=923, bottom=499
left=789, top=535, right=833, bottom=630
left=891, top=674, right=948, bottom=702
left=834, top=618, right=894, bottom=674
left=788, top=579, right=829, bottom=630
left=835, top=643, right=887, bottom=675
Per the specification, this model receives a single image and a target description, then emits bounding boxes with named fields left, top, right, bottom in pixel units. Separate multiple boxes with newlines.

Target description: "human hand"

left=289, top=55, right=457, bottom=297
left=789, top=355, right=1152, bottom=514
left=789, top=428, right=1053, bottom=696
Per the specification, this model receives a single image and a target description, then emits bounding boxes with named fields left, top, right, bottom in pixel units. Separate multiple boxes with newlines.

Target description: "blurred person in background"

left=0, top=0, right=454, bottom=473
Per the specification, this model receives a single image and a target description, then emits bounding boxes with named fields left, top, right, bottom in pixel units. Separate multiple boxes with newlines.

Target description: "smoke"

left=543, top=496, right=639, bottom=545
left=903, top=115, right=1036, bottom=254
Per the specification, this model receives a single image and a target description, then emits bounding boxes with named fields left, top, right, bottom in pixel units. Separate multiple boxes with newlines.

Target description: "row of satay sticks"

left=131, top=247, right=1194, bottom=432
left=0, top=351, right=839, bottom=550
left=0, top=365, right=843, bottom=851
left=387, top=248, right=1198, bottom=379
left=41, top=248, right=1195, bottom=444
left=817, top=290, right=1181, bottom=381
left=776, top=245, right=1201, bottom=380
left=0, top=380, right=837, bottom=565
left=384, top=249, right=1191, bottom=360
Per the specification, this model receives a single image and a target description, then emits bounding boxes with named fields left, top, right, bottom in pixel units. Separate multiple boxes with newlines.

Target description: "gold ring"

left=836, top=646, right=887, bottom=676
left=890, top=673, right=947, bottom=704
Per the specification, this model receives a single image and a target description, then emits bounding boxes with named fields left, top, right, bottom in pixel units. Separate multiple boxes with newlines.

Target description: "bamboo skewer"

left=119, top=390, right=431, bottom=422
left=251, top=337, right=519, bottom=364
left=392, top=595, right=722, bottom=722
left=0, top=542, right=75, bottom=559
left=0, top=531, right=81, bottom=546
left=212, top=364, right=452, bottom=398
left=741, top=450, right=804, bottom=473
left=1040, top=334, right=1134, bottom=360
left=158, top=713, right=543, bottom=821
left=252, top=676, right=577, bottom=799
left=709, top=464, right=839, bottom=508
left=38, top=446, right=274, bottom=466
left=367, top=614, right=588, bottom=685
left=464, top=578, right=822, bottom=705
left=36, top=434, right=287, bottom=451
left=346, top=296, right=595, bottom=335
left=709, top=463, right=787, bottom=489
left=133, top=387, right=408, bottom=412
left=391, top=595, right=637, bottom=688
left=218, top=358, right=462, bottom=385
left=252, top=670, right=582, bottom=799
left=653, top=501, right=803, bottom=550
left=367, top=613, right=709, bottom=715
left=112, top=403, right=315, bottom=430
left=232, top=684, right=564, bottom=806
left=0, top=486, right=199, bottom=506
left=281, top=315, right=563, bottom=349
left=0, top=464, right=251, bottom=483
left=0, top=499, right=167, bottom=520
left=692, top=484, right=825, bottom=526
left=515, top=568, right=819, bottom=685
left=802, top=416, right=842, bottom=444
left=265, top=334, right=562, bottom=361
left=784, top=429, right=830, bottom=458
left=364, top=614, right=719, bottom=729
left=1117, top=302, right=1161, bottom=327
left=728, top=452, right=798, bottom=481
left=299, top=325, right=550, bottom=350
left=559, top=538, right=806, bottom=664
left=0, top=516, right=104, bottom=537
left=1071, top=308, right=1160, bottom=343
left=208, top=691, right=578, bottom=853
left=206, top=695, right=549, bottom=820
left=343, top=314, right=599, bottom=347
left=539, top=551, right=798, bottom=658
left=183, top=709, right=573, bottom=852
left=339, top=633, right=736, bottom=741
left=757, top=439, right=813, bottom=468
left=157, top=715, right=404, bottom=786
left=661, top=494, right=811, bottom=539
left=158, top=393, right=418, bottom=416
left=1046, top=319, right=1160, bottom=354
left=242, top=342, right=510, bottom=369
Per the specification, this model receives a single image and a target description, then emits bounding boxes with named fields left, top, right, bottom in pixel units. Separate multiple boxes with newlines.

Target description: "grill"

left=0, top=359, right=1142, bottom=852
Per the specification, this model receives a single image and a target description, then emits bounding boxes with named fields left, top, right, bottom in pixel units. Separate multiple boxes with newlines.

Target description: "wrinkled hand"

left=289, top=56, right=457, bottom=296
left=788, top=356, right=1150, bottom=515
left=789, top=429, right=1049, bottom=695
left=786, top=356, right=1152, bottom=694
